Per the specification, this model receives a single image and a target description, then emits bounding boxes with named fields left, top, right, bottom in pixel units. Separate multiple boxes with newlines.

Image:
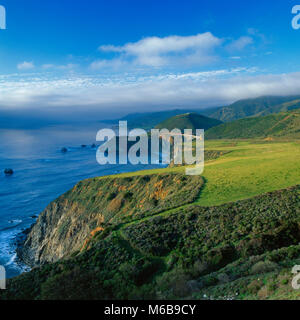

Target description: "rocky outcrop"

left=4, top=168, right=13, bottom=175
left=18, top=199, right=96, bottom=267
left=18, top=173, right=204, bottom=267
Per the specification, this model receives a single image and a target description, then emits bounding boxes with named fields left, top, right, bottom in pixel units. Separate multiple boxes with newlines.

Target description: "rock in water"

left=81, top=145, right=87, bottom=148
left=4, top=168, right=13, bottom=176
left=61, top=147, right=68, bottom=153
left=91, top=143, right=96, bottom=148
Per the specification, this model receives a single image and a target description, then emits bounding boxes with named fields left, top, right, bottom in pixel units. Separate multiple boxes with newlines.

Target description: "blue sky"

left=1, top=0, right=300, bottom=119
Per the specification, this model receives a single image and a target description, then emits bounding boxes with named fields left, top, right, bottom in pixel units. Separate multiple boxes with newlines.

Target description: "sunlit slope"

left=197, top=140, right=300, bottom=206
left=101, top=140, right=300, bottom=207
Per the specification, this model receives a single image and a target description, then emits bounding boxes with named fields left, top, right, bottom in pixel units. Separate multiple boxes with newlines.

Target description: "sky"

left=1, top=0, right=300, bottom=122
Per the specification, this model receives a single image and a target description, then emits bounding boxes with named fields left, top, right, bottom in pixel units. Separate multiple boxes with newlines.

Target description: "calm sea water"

left=0, top=123, right=162, bottom=278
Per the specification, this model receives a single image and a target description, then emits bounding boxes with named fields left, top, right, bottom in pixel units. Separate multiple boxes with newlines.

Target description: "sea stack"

left=4, top=168, right=14, bottom=176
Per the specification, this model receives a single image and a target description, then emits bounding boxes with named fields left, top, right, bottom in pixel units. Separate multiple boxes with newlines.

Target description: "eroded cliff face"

left=18, top=173, right=204, bottom=267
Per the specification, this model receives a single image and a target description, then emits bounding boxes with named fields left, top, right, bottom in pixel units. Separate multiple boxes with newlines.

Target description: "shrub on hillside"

left=250, top=261, right=278, bottom=275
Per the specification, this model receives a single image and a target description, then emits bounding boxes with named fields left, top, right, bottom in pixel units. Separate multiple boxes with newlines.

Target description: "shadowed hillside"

left=155, top=112, right=222, bottom=132
left=206, top=110, right=300, bottom=139
left=105, top=109, right=209, bottom=130
left=203, top=96, right=300, bottom=122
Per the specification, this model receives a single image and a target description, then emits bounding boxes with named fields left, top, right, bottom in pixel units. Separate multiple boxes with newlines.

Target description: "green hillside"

left=2, top=140, right=300, bottom=300
left=204, top=95, right=300, bottom=122
left=155, top=112, right=222, bottom=132
left=3, top=183, right=300, bottom=300
left=106, top=109, right=208, bottom=130
left=206, top=110, right=300, bottom=139
left=18, top=173, right=204, bottom=266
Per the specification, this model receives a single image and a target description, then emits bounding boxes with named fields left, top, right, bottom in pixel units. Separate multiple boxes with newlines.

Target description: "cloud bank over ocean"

left=2, top=69, right=300, bottom=119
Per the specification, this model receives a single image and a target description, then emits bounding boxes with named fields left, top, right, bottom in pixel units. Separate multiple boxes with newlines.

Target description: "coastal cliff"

left=5, top=184, right=300, bottom=300
left=18, top=172, right=204, bottom=267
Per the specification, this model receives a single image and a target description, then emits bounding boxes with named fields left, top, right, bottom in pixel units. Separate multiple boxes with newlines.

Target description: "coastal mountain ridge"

left=205, top=109, right=300, bottom=139
left=202, top=95, right=300, bottom=122
left=103, top=95, right=300, bottom=129
left=155, top=112, right=222, bottom=132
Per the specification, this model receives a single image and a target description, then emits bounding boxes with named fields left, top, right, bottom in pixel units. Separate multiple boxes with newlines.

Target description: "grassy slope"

left=104, top=140, right=300, bottom=207
left=205, top=110, right=300, bottom=139
left=19, top=173, right=204, bottom=267
left=197, top=140, right=300, bottom=206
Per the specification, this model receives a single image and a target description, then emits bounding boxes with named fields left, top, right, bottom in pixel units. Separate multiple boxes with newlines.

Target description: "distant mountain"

left=104, top=109, right=215, bottom=130
left=203, top=96, right=300, bottom=122
left=206, top=109, right=300, bottom=139
left=155, top=112, right=222, bottom=132
left=102, top=95, right=300, bottom=130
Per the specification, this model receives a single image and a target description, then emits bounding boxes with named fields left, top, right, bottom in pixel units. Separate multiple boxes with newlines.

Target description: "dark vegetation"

left=2, top=184, right=300, bottom=300
left=204, top=150, right=231, bottom=161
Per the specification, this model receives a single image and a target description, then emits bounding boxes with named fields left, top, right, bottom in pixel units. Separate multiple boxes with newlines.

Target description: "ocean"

left=0, top=122, right=163, bottom=278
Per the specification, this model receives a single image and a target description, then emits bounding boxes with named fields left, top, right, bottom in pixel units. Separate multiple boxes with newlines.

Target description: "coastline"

left=15, top=226, right=34, bottom=269
left=13, top=163, right=168, bottom=275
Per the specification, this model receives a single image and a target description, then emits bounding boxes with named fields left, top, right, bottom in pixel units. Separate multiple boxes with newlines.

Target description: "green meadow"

left=102, top=139, right=300, bottom=207
left=197, top=140, right=300, bottom=206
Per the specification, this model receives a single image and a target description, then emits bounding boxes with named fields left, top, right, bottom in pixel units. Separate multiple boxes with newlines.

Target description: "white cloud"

left=42, top=63, right=78, bottom=70
left=90, top=58, right=126, bottom=70
left=2, top=69, right=300, bottom=116
left=226, top=36, right=253, bottom=52
left=42, top=64, right=55, bottom=69
left=2, top=31, right=280, bottom=121
left=17, top=61, right=35, bottom=70
left=92, top=32, right=267, bottom=71
left=58, top=63, right=78, bottom=70
left=247, top=28, right=258, bottom=36
left=247, top=28, right=269, bottom=45
left=96, top=32, right=223, bottom=68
